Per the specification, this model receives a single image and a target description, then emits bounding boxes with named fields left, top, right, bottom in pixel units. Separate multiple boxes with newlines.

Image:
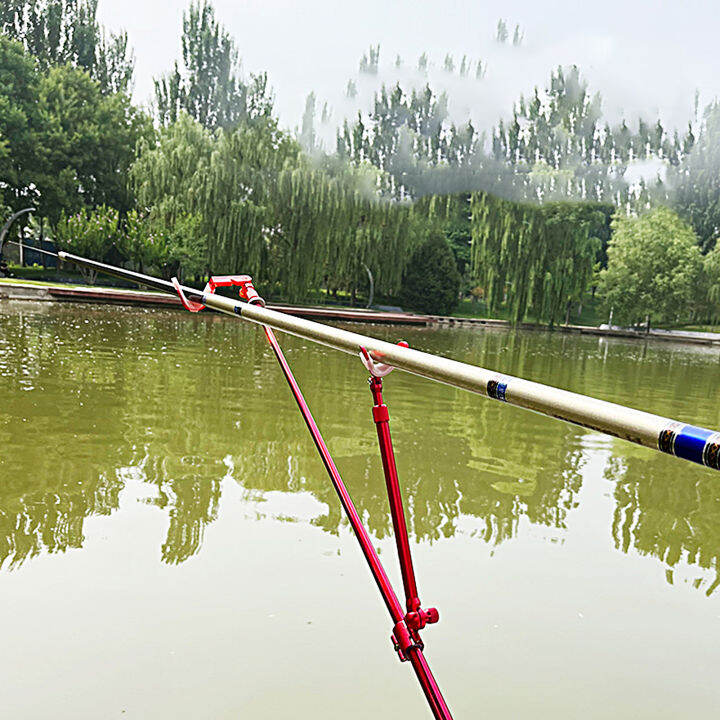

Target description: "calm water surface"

left=1, top=301, right=719, bottom=719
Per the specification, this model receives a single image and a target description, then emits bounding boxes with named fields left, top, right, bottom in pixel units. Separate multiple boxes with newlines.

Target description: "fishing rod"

left=56, top=250, right=720, bottom=473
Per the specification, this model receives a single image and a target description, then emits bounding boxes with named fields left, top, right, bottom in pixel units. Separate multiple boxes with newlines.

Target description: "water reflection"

left=1, top=302, right=718, bottom=596
left=607, top=451, right=720, bottom=596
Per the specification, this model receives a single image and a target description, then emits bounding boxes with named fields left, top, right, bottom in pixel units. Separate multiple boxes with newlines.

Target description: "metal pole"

left=57, top=251, right=720, bottom=473
left=368, top=376, right=421, bottom=612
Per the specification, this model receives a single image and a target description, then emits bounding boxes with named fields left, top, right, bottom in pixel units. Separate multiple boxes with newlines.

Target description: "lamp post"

left=0, top=208, right=34, bottom=276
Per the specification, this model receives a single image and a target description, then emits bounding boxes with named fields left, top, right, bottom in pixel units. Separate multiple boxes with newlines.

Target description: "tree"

left=702, top=244, right=720, bottom=320
left=37, top=64, right=152, bottom=223
left=54, top=205, right=120, bottom=282
left=469, top=192, right=608, bottom=324
left=0, top=35, right=148, bottom=226
left=154, top=1, right=272, bottom=130
left=400, top=231, right=460, bottom=315
left=0, top=36, right=43, bottom=213
left=131, top=112, right=422, bottom=302
left=359, top=44, right=379, bottom=74
left=299, top=92, right=316, bottom=150
left=1, top=0, right=135, bottom=95
left=512, top=25, right=524, bottom=46
left=599, top=207, right=702, bottom=327
left=671, top=101, right=720, bottom=251
left=495, top=19, right=508, bottom=43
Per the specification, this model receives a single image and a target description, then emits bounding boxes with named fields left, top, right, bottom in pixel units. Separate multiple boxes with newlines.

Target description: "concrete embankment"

left=3, top=279, right=720, bottom=347
left=0, top=281, right=429, bottom=325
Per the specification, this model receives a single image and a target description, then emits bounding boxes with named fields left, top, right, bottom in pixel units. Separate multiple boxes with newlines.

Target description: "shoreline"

left=3, top=279, right=720, bottom=347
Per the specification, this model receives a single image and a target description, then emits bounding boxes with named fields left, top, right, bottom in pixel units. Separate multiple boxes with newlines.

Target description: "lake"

left=1, top=300, right=719, bottom=719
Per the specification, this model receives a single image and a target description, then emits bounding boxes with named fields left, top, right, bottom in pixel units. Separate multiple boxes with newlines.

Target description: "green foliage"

left=470, top=192, right=607, bottom=324
left=415, top=193, right=471, bottom=287
left=0, top=36, right=43, bottom=212
left=131, top=113, right=421, bottom=301
left=299, top=92, right=316, bottom=151
left=38, top=64, right=152, bottom=222
left=124, top=211, right=206, bottom=280
left=599, top=207, right=703, bottom=326
left=1, top=0, right=134, bottom=94
left=340, top=61, right=695, bottom=206
left=359, top=44, right=380, bottom=75
left=55, top=204, right=119, bottom=282
left=154, top=1, right=272, bottom=130
left=0, top=36, right=150, bottom=222
left=400, top=232, right=460, bottom=315
left=3, top=3, right=719, bottom=324
left=703, top=245, right=720, bottom=316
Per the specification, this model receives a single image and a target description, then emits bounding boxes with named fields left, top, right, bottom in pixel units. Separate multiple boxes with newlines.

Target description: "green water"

left=1, top=301, right=719, bottom=719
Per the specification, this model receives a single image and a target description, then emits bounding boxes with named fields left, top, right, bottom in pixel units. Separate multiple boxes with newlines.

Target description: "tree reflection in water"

left=1, top=303, right=718, bottom=596
left=607, top=452, right=720, bottom=596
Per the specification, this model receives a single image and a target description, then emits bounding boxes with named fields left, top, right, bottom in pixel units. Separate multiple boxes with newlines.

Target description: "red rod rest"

left=171, top=274, right=266, bottom=312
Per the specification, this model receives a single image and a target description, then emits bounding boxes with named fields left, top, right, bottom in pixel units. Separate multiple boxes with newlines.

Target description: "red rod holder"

left=171, top=274, right=266, bottom=312
left=362, top=345, right=440, bottom=650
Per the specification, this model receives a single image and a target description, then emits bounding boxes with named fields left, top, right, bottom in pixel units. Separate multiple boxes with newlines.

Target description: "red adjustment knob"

left=406, top=607, right=440, bottom=630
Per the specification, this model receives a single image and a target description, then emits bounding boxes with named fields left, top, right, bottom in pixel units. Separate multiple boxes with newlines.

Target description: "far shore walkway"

left=2, top=278, right=720, bottom=348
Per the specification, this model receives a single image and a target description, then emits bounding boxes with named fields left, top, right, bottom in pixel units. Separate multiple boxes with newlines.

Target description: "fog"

left=97, top=0, right=720, bottom=140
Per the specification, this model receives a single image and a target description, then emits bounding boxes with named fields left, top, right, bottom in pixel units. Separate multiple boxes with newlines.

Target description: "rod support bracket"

left=172, top=273, right=266, bottom=313
left=359, top=341, right=409, bottom=378
left=391, top=620, right=423, bottom=662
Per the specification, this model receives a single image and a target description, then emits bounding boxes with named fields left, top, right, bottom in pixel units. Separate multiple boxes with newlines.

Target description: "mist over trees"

left=2, top=0, right=720, bottom=325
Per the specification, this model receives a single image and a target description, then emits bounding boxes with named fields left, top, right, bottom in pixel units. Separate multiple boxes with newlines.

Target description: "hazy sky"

left=97, top=0, right=720, bottom=134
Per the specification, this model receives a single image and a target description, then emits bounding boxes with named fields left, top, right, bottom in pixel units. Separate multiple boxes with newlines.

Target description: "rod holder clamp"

left=172, top=273, right=266, bottom=313
left=207, top=274, right=266, bottom=306
left=391, top=620, right=423, bottom=662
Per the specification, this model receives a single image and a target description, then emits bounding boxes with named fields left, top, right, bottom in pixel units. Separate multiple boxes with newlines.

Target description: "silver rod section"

left=58, top=250, right=720, bottom=472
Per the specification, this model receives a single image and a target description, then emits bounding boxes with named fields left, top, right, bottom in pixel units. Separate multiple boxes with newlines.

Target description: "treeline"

left=334, top=61, right=699, bottom=206
left=3, top=1, right=720, bottom=325
left=0, top=1, right=426, bottom=303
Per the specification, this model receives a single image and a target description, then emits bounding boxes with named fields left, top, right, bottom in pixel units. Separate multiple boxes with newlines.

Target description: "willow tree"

left=130, top=112, right=420, bottom=301
left=131, top=112, right=213, bottom=220
left=470, top=192, right=607, bottom=324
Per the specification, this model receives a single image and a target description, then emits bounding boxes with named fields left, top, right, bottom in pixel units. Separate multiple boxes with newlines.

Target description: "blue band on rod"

left=673, top=425, right=714, bottom=465
left=658, top=422, right=720, bottom=468
left=487, top=378, right=507, bottom=402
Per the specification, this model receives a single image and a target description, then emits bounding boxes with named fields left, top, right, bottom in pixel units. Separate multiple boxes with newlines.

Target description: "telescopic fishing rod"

left=57, top=250, right=720, bottom=473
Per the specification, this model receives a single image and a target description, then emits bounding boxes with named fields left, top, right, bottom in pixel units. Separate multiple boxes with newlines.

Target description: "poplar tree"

left=1, top=0, right=134, bottom=94
left=358, top=44, right=380, bottom=74
left=495, top=19, right=508, bottom=43
left=300, top=92, right=316, bottom=150
left=671, top=101, right=720, bottom=251
left=154, top=1, right=272, bottom=130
